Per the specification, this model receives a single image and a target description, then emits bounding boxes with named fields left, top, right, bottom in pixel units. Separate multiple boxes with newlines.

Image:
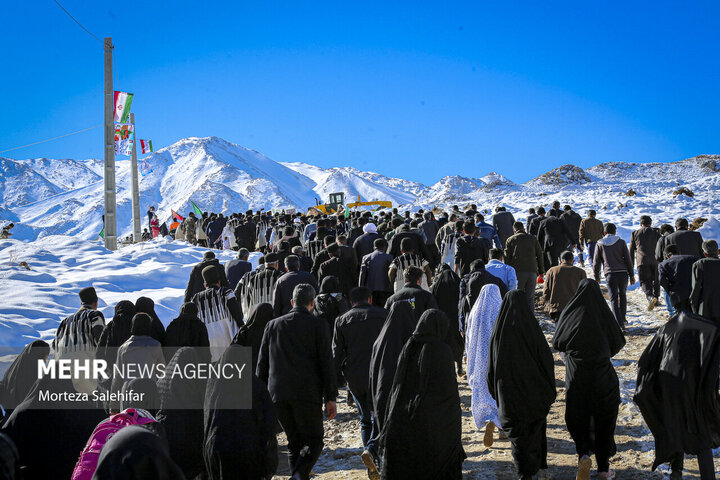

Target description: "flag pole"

left=103, top=37, right=117, bottom=250
left=129, top=113, right=141, bottom=242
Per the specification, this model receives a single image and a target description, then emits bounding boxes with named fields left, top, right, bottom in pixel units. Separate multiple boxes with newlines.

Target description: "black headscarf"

left=231, top=303, right=274, bottom=371
left=135, top=297, right=166, bottom=344
left=487, top=290, right=556, bottom=426
left=92, top=426, right=186, bottom=480
left=369, top=301, right=417, bottom=433
left=120, top=377, right=159, bottom=414
left=0, top=341, right=50, bottom=414
left=156, top=348, right=207, bottom=479
left=431, top=264, right=463, bottom=365
left=96, top=301, right=135, bottom=372
left=634, top=311, right=720, bottom=469
left=553, top=279, right=625, bottom=460
left=130, top=313, right=153, bottom=337
left=1, top=376, right=106, bottom=480
left=319, top=275, right=340, bottom=294
left=380, top=309, right=465, bottom=479
left=163, top=303, right=209, bottom=363
left=203, top=345, right=279, bottom=480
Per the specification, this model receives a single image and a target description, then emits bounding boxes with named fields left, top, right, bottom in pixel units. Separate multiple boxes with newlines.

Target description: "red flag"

left=171, top=210, right=184, bottom=221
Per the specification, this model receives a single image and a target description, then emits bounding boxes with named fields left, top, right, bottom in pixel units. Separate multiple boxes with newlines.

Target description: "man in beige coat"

left=543, top=250, right=587, bottom=321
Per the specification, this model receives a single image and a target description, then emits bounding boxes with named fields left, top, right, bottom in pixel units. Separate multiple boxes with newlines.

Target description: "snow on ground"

left=0, top=235, right=260, bottom=351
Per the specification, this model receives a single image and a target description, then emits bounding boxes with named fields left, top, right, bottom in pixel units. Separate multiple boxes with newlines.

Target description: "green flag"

left=191, top=201, right=203, bottom=217
left=344, top=207, right=350, bottom=219
left=98, top=228, right=104, bottom=239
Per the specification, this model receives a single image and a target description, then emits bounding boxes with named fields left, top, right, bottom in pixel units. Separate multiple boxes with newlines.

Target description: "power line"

left=52, top=0, right=103, bottom=43
left=0, top=124, right=103, bottom=154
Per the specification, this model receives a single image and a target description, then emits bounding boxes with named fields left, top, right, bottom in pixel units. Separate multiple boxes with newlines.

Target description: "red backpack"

left=71, top=408, right=156, bottom=480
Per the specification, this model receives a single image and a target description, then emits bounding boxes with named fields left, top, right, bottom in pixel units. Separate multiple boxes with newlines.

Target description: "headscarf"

left=135, top=297, right=166, bottom=344
left=369, top=301, right=417, bottom=428
left=553, top=278, right=626, bottom=362
left=231, top=303, right=274, bottom=372
left=487, top=290, right=556, bottom=425
left=92, top=426, right=186, bottom=480
left=465, top=284, right=502, bottom=429
left=96, top=301, right=136, bottom=371
left=121, top=377, right=160, bottom=414
left=156, top=348, right=206, bottom=479
left=380, top=309, right=465, bottom=479
left=319, top=275, right=341, bottom=294
left=0, top=340, right=50, bottom=413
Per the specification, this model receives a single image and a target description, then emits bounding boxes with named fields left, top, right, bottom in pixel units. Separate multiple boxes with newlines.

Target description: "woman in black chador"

left=553, top=279, right=625, bottom=480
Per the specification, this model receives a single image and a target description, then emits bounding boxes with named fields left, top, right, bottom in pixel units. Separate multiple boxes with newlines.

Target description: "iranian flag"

left=113, top=91, right=134, bottom=123
left=139, top=139, right=153, bottom=154
left=171, top=210, right=184, bottom=222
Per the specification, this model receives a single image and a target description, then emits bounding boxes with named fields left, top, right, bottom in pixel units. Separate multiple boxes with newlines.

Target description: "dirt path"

left=273, top=279, right=719, bottom=479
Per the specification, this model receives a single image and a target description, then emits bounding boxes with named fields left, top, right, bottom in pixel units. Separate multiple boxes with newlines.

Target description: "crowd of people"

left=0, top=201, right=719, bottom=480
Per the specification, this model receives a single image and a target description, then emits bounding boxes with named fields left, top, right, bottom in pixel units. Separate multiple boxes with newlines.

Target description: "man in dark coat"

left=332, top=287, right=387, bottom=473
left=454, top=221, right=491, bottom=276
left=488, top=290, right=556, bottom=480
left=419, top=211, right=441, bottom=265
left=384, top=265, right=439, bottom=321
left=359, top=238, right=394, bottom=307
left=388, top=224, right=431, bottom=263
left=274, top=226, right=302, bottom=252
left=690, top=240, right=720, bottom=322
left=658, top=244, right=697, bottom=312
left=458, top=259, right=508, bottom=332
left=634, top=310, right=720, bottom=480
left=233, top=215, right=256, bottom=251
left=528, top=207, right=547, bottom=237
left=554, top=279, right=626, bottom=480
left=337, top=234, right=359, bottom=274
left=504, top=222, right=544, bottom=310
left=561, top=205, right=584, bottom=265
left=257, top=284, right=337, bottom=480
left=629, top=216, right=662, bottom=310
left=224, top=248, right=252, bottom=290
left=525, top=208, right=538, bottom=232
left=273, top=255, right=318, bottom=317
left=318, top=244, right=355, bottom=297
left=184, top=251, right=230, bottom=302
left=353, top=222, right=382, bottom=261
left=206, top=215, right=224, bottom=248
left=310, top=235, right=335, bottom=278
left=537, top=213, right=574, bottom=270
left=665, top=218, right=704, bottom=258
left=292, top=245, right=314, bottom=272
left=163, top=302, right=210, bottom=362
left=492, top=206, right=516, bottom=248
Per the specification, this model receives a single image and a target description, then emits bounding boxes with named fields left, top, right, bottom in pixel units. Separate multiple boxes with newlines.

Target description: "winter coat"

left=630, top=226, right=662, bottom=267
left=504, top=232, right=544, bottom=274
left=691, top=257, right=720, bottom=320
left=318, top=257, right=355, bottom=297
left=183, top=258, right=230, bottom=303
left=53, top=305, right=106, bottom=358
left=164, top=310, right=210, bottom=362
left=528, top=215, right=546, bottom=237
left=543, top=263, right=587, bottom=316
left=388, top=228, right=432, bottom=262
left=353, top=232, right=382, bottom=262
left=388, top=253, right=432, bottom=292
left=659, top=255, right=697, bottom=308
left=485, top=260, right=518, bottom=290
left=578, top=217, right=604, bottom=245
left=538, top=216, right=573, bottom=252
left=475, top=221, right=501, bottom=249
left=180, top=216, right=198, bottom=241
left=191, top=286, right=243, bottom=360
left=492, top=211, right=516, bottom=247
left=454, top=235, right=491, bottom=276
left=257, top=307, right=338, bottom=404
left=665, top=228, right=704, bottom=258
left=272, top=270, right=318, bottom=317
left=384, top=283, right=439, bottom=322
left=419, top=219, right=440, bottom=246
left=593, top=235, right=633, bottom=279
left=224, top=258, right=252, bottom=291
left=359, top=249, right=393, bottom=293
left=332, top=302, right=388, bottom=395
left=561, top=210, right=582, bottom=244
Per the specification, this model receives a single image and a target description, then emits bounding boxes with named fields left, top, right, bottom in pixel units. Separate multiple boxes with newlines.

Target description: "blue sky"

left=1, top=1, right=718, bottom=184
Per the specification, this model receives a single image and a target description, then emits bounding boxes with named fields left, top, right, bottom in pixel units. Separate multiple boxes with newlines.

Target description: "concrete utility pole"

left=103, top=37, right=117, bottom=250
left=129, top=113, right=141, bottom=242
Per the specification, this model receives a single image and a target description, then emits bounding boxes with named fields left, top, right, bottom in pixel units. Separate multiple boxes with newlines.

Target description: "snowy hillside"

left=1, top=137, right=719, bottom=243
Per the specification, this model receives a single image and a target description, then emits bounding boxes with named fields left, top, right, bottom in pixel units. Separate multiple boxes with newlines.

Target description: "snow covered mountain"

left=1, top=137, right=718, bottom=242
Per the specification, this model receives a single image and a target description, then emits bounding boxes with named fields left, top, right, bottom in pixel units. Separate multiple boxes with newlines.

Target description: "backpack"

left=71, top=408, right=156, bottom=480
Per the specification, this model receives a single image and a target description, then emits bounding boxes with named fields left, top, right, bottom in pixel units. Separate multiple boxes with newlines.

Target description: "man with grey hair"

left=273, top=255, right=318, bottom=316
left=258, top=284, right=337, bottom=480
left=690, top=240, right=720, bottom=322
left=292, top=245, right=313, bottom=272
